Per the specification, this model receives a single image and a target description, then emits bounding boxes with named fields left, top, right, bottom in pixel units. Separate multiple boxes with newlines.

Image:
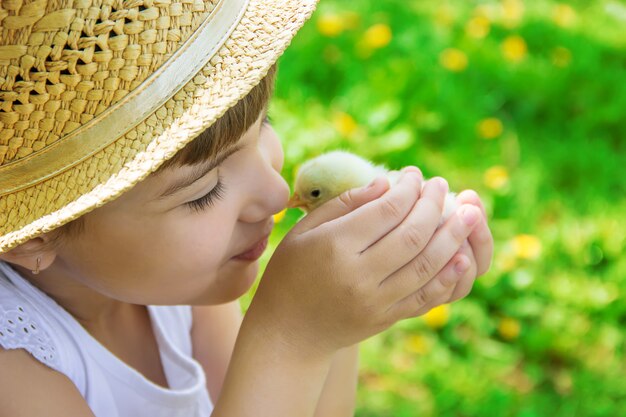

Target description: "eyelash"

left=186, top=115, right=269, bottom=212
left=186, top=176, right=226, bottom=212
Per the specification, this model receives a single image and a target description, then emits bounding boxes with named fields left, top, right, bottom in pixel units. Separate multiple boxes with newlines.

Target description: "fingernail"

left=460, top=206, right=479, bottom=226
left=439, top=178, right=450, bottom=193
left=436, top=177, right=448, bottom=193
left=402, top=166, right=422, bottom=176
left=454, top=258, right=470, bottom=274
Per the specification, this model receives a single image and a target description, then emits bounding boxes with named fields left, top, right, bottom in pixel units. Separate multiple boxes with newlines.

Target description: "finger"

left=326, top=168, right=425, bottom=248
left=364, top=177, right=448, bottom=276
left=291, top=176, right=390, bottom=234
left=447, top=242, right=478, bottom=302
left=387, top=253, right=469, bottom=319
left=456, top=189, right=487, bottom=219
left=456, top=190, right=493, bottom=276
left=379, top=204, right=480, bottom=302
left=468, top=216, right=493, bottom=277
left=411, top=253, right=472, bottom=316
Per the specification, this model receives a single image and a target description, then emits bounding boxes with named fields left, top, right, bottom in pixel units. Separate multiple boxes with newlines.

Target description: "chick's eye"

left=186, top=177, right=226, bottom=212
left=310, top=189, right=321, bottom=198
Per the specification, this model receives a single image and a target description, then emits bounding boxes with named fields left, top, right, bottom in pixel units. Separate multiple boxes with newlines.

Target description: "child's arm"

left=312, top=190, right=493, bottom=417
left=192, top=302, right=360, bottom=415
left=313, top=345, right=359, bottom=417
left=0, top=348, right=96, bottom=417
left=212, top=169, right=490, bottom=416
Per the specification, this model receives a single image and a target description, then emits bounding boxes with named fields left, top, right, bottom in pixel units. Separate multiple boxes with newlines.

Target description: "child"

left=0, top=1, right=493, bottom=416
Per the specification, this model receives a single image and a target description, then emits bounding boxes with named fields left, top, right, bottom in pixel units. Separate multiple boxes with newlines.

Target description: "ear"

left=0, top=236, right=57, bottom=274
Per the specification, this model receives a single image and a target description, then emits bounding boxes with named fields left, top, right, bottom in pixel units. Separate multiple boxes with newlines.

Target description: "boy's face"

left=48, top=114, right=289, bottom=305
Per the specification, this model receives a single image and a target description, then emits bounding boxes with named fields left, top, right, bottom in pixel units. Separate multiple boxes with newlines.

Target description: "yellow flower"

left=551, top=46, right=572, bottom=67
left=512, top=234, right=542, bottom=260
left=423, top=304, right=450, bottom=329
left=333, top=112, right=358, bottom=137
left=439, top=48, right=469, bottom=72
left=273, top=209, right=287, bottom=223
left=501, top=0, right=525, bottom=28
left=552, top=4, right=577, bottom=28
left=502, top=35, right=527, bottom=63
left=466, top=15, right=491, bottom=39
left=483, top=166, right=509, bottom=190
left=498, top=317, right=521, bottom=341
left=477, top=118, right=504, bottom=139
left=405, top=334, right=431, bottom=355
left=362, top=23, right=392, bottom=50
left=317, top=13, right=344, bottom=37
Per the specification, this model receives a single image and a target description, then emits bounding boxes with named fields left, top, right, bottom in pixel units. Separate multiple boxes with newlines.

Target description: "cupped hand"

left=409, top=188, right=494, bottom=316
left=246, top=168, right=481, bottom=356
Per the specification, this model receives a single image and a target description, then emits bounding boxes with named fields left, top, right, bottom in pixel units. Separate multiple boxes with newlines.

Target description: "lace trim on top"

left=0, top=302, right=60, bottom=370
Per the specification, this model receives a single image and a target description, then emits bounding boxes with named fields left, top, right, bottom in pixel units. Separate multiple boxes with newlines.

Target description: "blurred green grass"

left=248, top=1, right=626, bottom=416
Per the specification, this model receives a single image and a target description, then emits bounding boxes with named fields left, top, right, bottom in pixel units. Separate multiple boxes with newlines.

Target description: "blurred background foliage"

left=246, top=0, right=626, bottom=415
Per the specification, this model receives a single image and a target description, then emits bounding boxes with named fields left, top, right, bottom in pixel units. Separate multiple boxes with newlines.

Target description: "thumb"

left=291, top=176, right=391, bottom=234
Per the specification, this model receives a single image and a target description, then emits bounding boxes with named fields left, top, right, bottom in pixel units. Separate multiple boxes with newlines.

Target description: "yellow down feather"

left=288, top=151, right=457, bottom=220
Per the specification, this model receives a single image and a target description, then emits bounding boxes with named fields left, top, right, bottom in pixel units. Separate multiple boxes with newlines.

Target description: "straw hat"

left=0, top=0, right=317, bottom=253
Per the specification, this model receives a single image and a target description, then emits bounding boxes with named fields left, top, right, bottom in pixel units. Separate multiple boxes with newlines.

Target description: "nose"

left=238, top=126, right=290, bottom=223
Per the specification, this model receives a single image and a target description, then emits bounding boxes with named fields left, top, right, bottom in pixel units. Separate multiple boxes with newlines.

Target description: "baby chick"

left=287, top=151, right=457, bottom=221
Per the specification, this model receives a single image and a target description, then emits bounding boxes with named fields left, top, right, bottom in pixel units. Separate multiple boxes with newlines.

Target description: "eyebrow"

left=156, top=144, right=242, bottom=200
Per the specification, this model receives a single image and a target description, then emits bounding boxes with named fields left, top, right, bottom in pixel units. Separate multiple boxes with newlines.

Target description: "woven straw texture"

left=0, top=0, right=317, bottom=253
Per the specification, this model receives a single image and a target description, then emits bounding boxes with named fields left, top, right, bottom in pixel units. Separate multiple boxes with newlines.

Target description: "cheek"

left=66, top=208, right=235, bottom=278
left=53, top=199, right=250, bottom=304
left=156, top=209, right=236, bottom=269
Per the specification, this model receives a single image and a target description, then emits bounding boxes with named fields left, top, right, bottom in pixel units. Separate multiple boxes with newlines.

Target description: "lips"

left=233, top=235, right=269, bottom=262
left=232, top=219, right=274, bottom=262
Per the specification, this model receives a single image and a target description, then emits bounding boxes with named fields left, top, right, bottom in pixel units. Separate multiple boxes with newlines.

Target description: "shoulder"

left=0, top=346, right=95, bottom=417
left=0, top=265, right=87, bottom=389
left=0, top=276, right=64, bottom=372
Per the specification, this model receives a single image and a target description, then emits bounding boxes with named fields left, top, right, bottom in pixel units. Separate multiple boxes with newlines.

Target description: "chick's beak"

left=287, top=192, right=308, bottom=210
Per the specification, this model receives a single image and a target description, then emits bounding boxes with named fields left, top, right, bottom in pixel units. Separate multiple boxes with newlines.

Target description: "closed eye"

left=186, top=176, right=226, bottom=212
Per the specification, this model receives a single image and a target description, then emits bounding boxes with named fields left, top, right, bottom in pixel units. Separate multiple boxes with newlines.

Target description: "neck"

left=12, top=263, right=129, bottom=329
left=10, top=263, right=169, bottom=388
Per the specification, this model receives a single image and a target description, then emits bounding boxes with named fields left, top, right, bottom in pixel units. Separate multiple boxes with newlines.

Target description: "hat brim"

left=0, top=0, right=317, bottom=253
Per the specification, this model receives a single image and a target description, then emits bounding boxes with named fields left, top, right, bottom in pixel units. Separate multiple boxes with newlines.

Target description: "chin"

left=191, top=261, right=259, bottom=305
left=233, top=261, right=260, bottom=293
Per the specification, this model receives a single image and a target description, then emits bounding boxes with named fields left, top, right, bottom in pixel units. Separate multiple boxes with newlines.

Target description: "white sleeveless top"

left=0, top=262, right=214, bottom=417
